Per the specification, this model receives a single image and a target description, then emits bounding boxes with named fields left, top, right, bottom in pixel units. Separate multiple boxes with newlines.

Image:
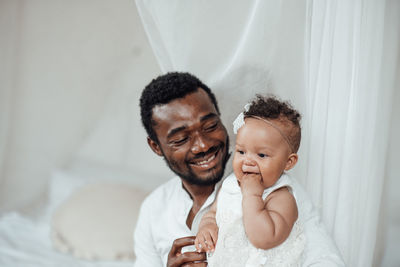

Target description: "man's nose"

left=190, top=133, right=211, bottom=154
left=242, top=157, right=259, bottom=173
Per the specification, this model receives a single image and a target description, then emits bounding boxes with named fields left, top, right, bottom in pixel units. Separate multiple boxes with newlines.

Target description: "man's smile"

left=193, top=153, right=216, bottom=166
left=188, top=147, right=221, bottom=170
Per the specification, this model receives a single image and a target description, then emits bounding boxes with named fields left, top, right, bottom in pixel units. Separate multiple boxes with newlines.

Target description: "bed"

left=0, top=165, right=152, bottom=266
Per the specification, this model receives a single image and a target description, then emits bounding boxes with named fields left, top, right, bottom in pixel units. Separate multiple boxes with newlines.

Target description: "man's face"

left=149, top=88, right=229, bottom=186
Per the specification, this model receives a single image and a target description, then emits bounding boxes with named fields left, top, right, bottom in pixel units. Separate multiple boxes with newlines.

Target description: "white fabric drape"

left=305, top=0, right=399, bottom=265
left=136, top=0, right=308, bottom=142
left=135, top=0, right=400, bottom=266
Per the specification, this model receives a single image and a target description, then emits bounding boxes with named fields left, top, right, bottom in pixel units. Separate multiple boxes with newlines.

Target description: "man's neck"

left=181, top=180, right=215, bottom=229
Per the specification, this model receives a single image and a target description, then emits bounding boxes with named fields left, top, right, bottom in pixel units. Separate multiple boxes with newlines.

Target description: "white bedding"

left=0, top=212, right=133, bottom=267
left=0, top=167, right=141, bottom=267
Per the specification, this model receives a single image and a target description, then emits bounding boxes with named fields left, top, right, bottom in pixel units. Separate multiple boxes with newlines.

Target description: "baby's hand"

left=195, top=221, right=218, bottom=253
left=240, top=173, right=264, bottom=197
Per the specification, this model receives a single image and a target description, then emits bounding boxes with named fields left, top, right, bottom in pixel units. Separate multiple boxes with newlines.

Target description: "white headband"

left=232, top=104, right=295, bottom=152
left=232, top=103, right=250, bottom=134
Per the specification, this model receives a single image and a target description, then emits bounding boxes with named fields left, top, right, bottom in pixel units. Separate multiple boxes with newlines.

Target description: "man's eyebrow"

left=200, top=113, right=218, bottom=122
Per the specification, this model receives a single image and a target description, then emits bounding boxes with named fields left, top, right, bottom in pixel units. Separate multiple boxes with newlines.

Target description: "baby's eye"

left=237, top=150, right=244, bottom=155
left=258, top=153, right=267, bottom=158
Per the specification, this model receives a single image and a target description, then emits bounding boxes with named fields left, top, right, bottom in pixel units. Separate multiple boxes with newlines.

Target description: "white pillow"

left=51, top=182, right=148, bottom=261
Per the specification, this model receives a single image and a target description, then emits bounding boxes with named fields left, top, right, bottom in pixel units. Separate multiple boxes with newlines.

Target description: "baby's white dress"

left=207, top=173, right=305, bottom=267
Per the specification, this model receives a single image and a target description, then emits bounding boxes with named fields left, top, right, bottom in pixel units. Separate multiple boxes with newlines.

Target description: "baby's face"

left=232, top=117, right=293, bottom=188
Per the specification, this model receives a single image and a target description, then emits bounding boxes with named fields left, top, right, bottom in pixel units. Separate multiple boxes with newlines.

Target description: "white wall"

left=0, top=0, right=162, bottom=212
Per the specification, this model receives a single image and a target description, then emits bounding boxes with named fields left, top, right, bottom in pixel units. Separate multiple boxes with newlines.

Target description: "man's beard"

left=163, top=137, right=230, bottom=186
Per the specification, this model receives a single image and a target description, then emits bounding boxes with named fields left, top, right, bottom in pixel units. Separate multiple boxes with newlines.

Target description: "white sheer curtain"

left=304, top=1, right=399, bottom=265
left=0, top=0, right=162, bottom=211
left=136, top=0, right=308, bottom=142
left=135, top=0, right=400, bottom=266
left=306, top=1, right=400, bottom=266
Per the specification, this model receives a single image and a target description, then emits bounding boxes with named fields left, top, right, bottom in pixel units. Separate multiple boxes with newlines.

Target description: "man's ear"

left=284, top=153, right=298, bottom=171
left=147, top=137, right=163, bottom=157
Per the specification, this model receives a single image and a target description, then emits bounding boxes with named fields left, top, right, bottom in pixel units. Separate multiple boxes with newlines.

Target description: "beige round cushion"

left=51, top=182, right=148, bottom=261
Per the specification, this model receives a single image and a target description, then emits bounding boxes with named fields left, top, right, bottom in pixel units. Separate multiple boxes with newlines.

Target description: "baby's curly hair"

left=140, top=72, right=220, bottom=143
left=244, top=94, right=302, bottom=152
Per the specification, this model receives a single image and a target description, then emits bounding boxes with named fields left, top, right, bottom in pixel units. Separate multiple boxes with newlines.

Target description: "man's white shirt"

left=133, top=173, right=345, bottom=267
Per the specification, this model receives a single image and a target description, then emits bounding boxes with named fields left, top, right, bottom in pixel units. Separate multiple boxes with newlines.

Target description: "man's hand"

left=167, top=236, right=207, bottom=267
left=240, top=173, right=264, bottom=197
left=195, top=220, right=218, bottom=253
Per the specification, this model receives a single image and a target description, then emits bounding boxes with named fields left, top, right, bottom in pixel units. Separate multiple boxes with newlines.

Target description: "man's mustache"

left=189, top=144, right=223, bottom=161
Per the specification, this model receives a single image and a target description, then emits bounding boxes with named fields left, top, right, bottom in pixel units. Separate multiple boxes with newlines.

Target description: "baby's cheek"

left=232, top=159, right=242, bottom=178
left=233, top=167, right=243, bottom=181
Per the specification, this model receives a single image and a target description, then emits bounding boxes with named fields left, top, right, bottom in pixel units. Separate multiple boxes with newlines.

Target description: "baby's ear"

left=285, top=153, right=298, bottom=171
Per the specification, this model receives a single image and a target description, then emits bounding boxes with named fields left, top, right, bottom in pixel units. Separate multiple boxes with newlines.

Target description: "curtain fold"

left=305, top=1, right=398, bottom=265
left=135, top=0, right=307, bottom=136
left=136, top=0, right=400, bottom=265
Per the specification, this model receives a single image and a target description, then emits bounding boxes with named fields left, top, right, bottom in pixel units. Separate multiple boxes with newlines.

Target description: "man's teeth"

left=196, top=154, right=216, bottom=165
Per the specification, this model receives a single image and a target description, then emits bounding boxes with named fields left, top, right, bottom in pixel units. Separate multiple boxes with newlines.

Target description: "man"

left=134, top=72, right=344, bottom=266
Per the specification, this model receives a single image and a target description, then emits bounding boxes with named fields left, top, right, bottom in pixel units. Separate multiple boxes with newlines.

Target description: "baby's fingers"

left=243, top=173, right=262, bottom=181
left=196, top=234, right=212, bottom=253
left=203, top=233, right=215, bottom=252
left=210, top=229, right=218, bottom=248
left=195, top=235, right=205, bottom=253
left=194, top=236, right=203, bottom=252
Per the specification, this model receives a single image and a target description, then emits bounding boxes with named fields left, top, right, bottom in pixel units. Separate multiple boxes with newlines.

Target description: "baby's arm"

left=195, top=199, right=218, bottom=253
left=241, top=174, right=298, bottom=250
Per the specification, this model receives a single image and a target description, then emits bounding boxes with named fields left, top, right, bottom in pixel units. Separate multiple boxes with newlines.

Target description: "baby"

left=195, top=95, right=306, bottom=266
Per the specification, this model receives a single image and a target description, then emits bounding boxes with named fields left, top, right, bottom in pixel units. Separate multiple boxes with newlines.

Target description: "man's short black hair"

left=140, top=72, right=220, bottom=143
